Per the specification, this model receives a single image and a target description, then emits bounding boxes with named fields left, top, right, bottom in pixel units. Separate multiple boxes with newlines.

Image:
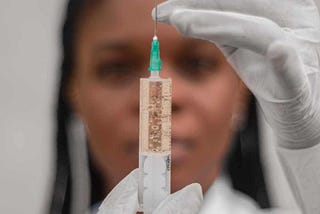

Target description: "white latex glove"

left=153, top=0, right=320, bottom=150
left=97, top=169, right=203, bottom=214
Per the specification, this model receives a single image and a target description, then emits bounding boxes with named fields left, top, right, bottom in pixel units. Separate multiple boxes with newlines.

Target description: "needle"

left=154, top=0, right=158, bottom=37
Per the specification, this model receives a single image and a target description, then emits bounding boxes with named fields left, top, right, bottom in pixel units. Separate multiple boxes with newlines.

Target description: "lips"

left=171, top=138, right=195, bottom=165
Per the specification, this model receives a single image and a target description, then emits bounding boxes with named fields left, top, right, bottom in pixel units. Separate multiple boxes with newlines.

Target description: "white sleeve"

left=258, top=102, right=320, bottom=214
left=277, top=143, right=320, bottom=214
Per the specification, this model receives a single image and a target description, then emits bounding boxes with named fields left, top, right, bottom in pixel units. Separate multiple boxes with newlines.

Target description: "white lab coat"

left=199, top=109, right=320, bottom=214
left=199, top=175, right=298, bottom=214
left=198, top=145, right=320, bottom=214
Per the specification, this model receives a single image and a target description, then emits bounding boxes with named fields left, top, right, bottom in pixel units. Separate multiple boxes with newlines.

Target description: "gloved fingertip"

left=171, top=183, right=204, bottom=203
left=168, top=9, right=195, bottom=36
left=131, top=167, right=140, bottom=175
left=151, top=1, right=177, bottom=24
left=98, top=168, right=140, bottom=213
left=266, top=40, right=307, bottom=98
left=153, top=183, right=203, bottom=214
left=183, top=183, right=203, bottom=199
left=266, top=40, right=302, bottom=78
left=267, top=41, right=296, bottom=67
left=151, top=8, right=155, bottom=20
left=151, top=8, right=171, bottom=24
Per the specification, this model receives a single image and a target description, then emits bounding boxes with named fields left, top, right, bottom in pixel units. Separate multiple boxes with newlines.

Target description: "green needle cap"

left=148, top=36, right=162, bottom=71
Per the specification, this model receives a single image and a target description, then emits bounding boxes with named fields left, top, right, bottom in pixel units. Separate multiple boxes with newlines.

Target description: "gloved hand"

left=97, top=169, right=203, bottom=214
left=153, top=0, right=320, bottom=150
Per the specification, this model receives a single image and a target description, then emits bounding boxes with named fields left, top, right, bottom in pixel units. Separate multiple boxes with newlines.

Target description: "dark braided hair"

left=49, top=1, right=270, bottom=213
left=49, top=1, right=104, bottom=213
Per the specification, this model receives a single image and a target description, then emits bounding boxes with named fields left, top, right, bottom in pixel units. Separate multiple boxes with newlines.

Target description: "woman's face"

left=69, top=0, right=247, bottom=193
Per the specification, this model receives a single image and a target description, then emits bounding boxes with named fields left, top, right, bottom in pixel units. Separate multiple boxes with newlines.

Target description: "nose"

left=161, top=63, right=191, bottom=115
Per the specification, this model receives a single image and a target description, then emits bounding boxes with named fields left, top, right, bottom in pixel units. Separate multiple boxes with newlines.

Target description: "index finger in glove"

left=153, top=0, right=319, bottom=29
left=161, top=9, right=285, bottom=54
left=98, top=169, right=139, bottom=214
left=153, top=183, right=203, bottom=214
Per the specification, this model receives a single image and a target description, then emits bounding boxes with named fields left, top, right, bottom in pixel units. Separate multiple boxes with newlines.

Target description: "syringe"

left=138, top=35, right=172, bottom=214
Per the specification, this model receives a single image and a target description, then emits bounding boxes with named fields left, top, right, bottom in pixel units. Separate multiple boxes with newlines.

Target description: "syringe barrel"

left=138, top=76, right=172, bottom=214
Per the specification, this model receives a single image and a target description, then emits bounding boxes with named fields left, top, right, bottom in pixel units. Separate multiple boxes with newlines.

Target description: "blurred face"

left=69, top=0, right=248, bottom=194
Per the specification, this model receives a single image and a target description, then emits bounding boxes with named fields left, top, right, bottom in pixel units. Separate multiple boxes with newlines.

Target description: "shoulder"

left=200, top=176, right=298, bottom=214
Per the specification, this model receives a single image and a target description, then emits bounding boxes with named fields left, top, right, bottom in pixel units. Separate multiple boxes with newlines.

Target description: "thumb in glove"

left=98, top=169, right=203, bottom=214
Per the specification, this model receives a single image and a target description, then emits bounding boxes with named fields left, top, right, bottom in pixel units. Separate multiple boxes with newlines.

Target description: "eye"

left=178, top=56, right=218, bottom=80
left=94, top=59, right=142, bottom=86
left=96, top=61, right=135, bottom=77
left=184, top=57, right=216, bottom=70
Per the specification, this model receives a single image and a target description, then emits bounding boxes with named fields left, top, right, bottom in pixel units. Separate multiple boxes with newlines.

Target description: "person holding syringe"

left=49, top=0, right=320, bottom=213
